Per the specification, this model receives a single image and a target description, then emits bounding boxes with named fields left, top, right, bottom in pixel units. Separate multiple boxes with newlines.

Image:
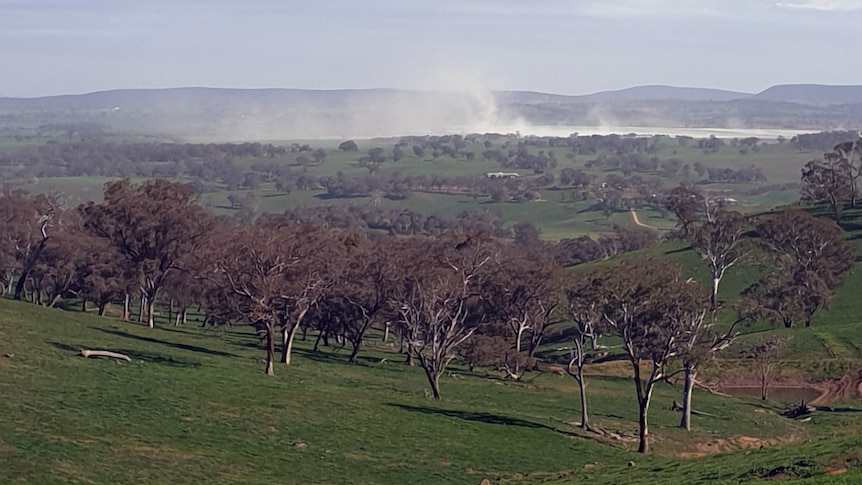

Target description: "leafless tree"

left=485, top=252, right=565, bottom=378
left=592, top=259, right=701, bottom=453
left=689, top=209, right=750, bottom=308
left=390, top=231, right=498, bottom=399
left=750, top=337, right=786, bottom=400
left=564, top=273, right=602, bottom=431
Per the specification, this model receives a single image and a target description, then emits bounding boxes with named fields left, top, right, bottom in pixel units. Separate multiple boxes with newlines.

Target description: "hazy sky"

left=2, top=0, right=861, bottom=98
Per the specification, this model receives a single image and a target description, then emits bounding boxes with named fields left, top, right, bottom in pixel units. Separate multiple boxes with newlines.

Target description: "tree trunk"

left=426, top=370, right=442, bottom=399
left=122, top=293, right=131, bottom=321
left=81, top=298, right=87, bottom=313
left=404, top=346, right=414, bottom=366
left=46, top=293, right=61, bottom=308
left=637, top=398, right=651, bottom=454
left=264, top=326, right=275, bottom=376
left=589, top=333, right=599, bottom=351
left=383, top=322, right=390, bottom=342
left=138, top=292, right=145, bottom=323
left=680, top=363, right=695, bottom=431
left=13, top=262, right=35, bottom=301
left=348, top=341, right=361, bottom=363
left=576, top=372, right=589, bottom=430
left=528, top=335, right=544, bottom=359
left=280, top=323, right=300, bottom=365
left=146, top=295, right=156, bottom=329
left=514, top=326, right=524, bottom=377
left=632, top=361, right=656, bottom=454
left=98, top=302, right=108, bottom=316
left=711, top=276, right=720, bottom=309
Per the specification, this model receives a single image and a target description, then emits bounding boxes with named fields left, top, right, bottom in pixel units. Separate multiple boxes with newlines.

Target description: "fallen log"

left=78, top=349, right=131, bottom=361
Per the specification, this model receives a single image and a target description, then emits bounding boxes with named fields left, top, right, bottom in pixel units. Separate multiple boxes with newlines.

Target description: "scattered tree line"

left=0, top=175, right=854, bottom=455
left=0, top=139, right=288, bottom=180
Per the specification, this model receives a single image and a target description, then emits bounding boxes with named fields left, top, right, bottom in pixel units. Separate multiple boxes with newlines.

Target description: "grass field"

left=5, top=201, right=862, bottom=484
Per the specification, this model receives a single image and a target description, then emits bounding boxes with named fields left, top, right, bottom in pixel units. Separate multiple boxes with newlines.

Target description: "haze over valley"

left=2, top=84, right=862, bottom=141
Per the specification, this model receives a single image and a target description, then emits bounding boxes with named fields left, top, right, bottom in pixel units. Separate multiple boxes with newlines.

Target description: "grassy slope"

left=2, top=296, right=862, bottom=485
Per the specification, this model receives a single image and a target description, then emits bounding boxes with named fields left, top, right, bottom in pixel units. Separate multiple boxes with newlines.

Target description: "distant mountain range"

left=2, top=84, right=861, bottom=140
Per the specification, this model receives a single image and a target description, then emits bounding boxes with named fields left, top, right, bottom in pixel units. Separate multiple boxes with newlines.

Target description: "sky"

left=1, top=0, right=861, bottom=98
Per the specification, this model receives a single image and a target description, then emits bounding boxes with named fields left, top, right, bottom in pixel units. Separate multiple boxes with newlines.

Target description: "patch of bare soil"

left=811, top=372, right=862, bottom=404
left=674, top=435, right=800, bottom=458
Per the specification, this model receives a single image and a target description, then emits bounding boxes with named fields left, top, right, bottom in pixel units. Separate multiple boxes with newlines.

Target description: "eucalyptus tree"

left=564, top=273, right=603, bottom=432
left=801, top=155, right=852, bottom=222
left=320, top=236, right=399, bottom=363
left=80, top=179, right=213, bottom=328
left=0, top=190, right=59, bottom=300
left=747, top=209, right=854, bottom=327
left=591, top=259, right=706, bottom=453
left=206, top=217, right=349, bottom=374
left=689, top=209, right=750, bottom=308
left=484, top=251, right=565, bottom=378
left=389, top=231, right=499, bottom=399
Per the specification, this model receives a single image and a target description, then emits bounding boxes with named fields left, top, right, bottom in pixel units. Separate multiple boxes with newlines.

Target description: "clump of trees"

left=801, top=137, right=861, bottom=221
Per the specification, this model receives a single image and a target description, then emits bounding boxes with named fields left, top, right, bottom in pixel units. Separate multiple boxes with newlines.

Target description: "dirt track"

left=629, top=209, right=654, bottom=229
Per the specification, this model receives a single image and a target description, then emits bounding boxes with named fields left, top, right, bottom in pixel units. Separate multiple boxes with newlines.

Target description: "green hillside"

left=2, top=285, right=862, bottom=484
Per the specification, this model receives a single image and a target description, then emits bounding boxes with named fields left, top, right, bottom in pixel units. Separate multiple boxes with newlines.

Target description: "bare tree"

left=564, top=273, right=602, bottom=431
left=689, top=209, right=750, bottom=308
left=485, top=252, right=564, bottom=378
left=323, top=237, right=398, bottom=363
left=832, top=137, right=862, bottom=208
left=750, top=337, right=785, bottom=400
left=801, top=155, right=852, bottom=222
left=207, top=221, right=294, bottom=375
left=592, top=259, right=699, bottom=453
left=0, top=190, right=58, bottom=301
left=390, top=231, right=498, bottom=399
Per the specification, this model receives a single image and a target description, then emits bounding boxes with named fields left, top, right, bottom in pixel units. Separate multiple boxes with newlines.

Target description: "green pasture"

left=2, top=297, right=862, bottom=485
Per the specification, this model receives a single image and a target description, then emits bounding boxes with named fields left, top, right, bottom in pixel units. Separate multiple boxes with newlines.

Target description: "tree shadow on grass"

left=814, top=405, right=862, bottom=413
left=93, top=328, right=238, bottom=358
left=293, top=348, right=344, bottom=363
left=49, top=342, right=202, bottom=367
left=387, top=403, right=553, bottom=430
